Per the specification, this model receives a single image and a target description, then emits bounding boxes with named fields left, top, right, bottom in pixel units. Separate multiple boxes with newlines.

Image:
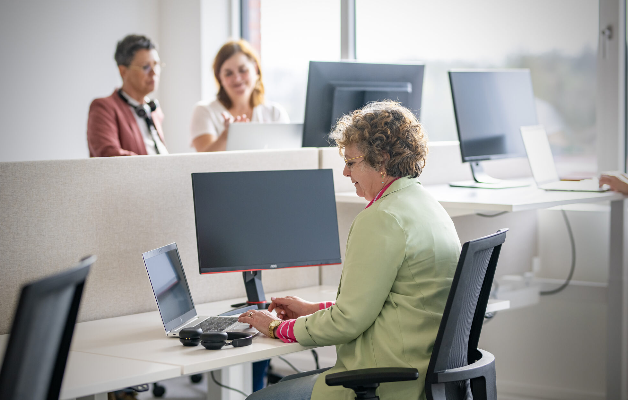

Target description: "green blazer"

left=294, top=176, right=461, bottom=400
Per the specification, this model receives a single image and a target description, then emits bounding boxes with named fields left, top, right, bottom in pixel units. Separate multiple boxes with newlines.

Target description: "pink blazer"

left=87, top=89, right=165, bottom=157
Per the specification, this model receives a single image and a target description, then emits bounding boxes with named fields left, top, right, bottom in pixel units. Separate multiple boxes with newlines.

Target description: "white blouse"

left=190, top=99, right=290, bottom=143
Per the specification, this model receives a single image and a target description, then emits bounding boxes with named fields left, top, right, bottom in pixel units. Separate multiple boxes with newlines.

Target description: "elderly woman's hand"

left=238, top=309, right=280, bottom=337
left=600, top=172, right=628, bottom=195
left=268, top=296, right=319, bottom=320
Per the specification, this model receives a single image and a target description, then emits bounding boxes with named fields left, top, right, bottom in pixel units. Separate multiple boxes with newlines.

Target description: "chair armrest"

left=431, top=349, right=495, bottom=383
left=280, top=367, right=331, bottom=383
left=326, top=367, right=418, bottom=387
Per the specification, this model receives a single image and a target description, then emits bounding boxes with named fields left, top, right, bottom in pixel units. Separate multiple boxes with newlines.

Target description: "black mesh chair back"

left=0, top=256, right=95, bottom=400
left=425, top=229, right=507, bottom=400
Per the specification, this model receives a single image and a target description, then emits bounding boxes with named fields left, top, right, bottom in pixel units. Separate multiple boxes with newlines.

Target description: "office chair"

left=0, top=256, right=95, bottom=400
left=326, top=229, right=508, bottom=400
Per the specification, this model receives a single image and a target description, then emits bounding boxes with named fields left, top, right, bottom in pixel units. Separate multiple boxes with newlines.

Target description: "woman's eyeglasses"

left=128, top=62, right=164, bottom=75
left=344, top=155, right=364, bottom=170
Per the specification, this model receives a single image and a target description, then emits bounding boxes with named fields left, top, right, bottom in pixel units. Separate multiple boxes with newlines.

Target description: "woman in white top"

left=190, top=39, right=289, bottom=152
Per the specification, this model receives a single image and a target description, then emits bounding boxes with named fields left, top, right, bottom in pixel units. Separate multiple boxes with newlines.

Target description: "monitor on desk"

left=302, top=61, right=424, bottom=147
left=191, top=169, right=341, bottom=306
left=449, top=69, right=538, bottom=188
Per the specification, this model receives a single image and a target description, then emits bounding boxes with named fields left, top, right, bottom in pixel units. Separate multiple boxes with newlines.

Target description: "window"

left=256, top=0, right=341, bottom=122
left=356, top=0, right=599, bottom=178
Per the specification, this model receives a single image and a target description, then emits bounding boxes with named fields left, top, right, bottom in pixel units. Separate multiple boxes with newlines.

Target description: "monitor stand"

left=242, top=271, right=270, bottom=309
left=449, top=161, right=530, bottom=189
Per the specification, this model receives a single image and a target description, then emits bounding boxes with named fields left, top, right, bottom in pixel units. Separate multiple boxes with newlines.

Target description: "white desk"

left=338, top=184, right=628, bottom=399
left=0, top=285, right=507, bottom=399
left=337, top=183, right=624, bottom=215
left=71, top=286, right=335, bottom=376
left=73, top=285, right=508, bottom=376
left=0, top=336, right=180, bottom=400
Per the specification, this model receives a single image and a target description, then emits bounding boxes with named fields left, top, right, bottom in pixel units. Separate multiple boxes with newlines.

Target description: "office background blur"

left=0, top=0, right=616, bottom=180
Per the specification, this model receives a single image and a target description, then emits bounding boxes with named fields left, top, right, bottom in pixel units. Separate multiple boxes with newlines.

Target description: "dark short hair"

left=114, top=34, right=156, bottom=66
left=330, top=100, right=428, bottom=178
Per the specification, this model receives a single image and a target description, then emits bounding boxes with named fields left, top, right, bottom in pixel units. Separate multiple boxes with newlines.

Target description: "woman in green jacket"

left=239, top=100, right=461, bottom=400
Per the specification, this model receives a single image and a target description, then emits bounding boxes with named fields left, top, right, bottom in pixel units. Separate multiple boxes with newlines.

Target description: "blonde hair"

left=213, top=39, right=265, bottom=109
left=330, top=101, right=428, bottom=178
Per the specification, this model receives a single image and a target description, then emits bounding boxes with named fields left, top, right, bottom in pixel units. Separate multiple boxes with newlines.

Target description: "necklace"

left=365, top=178, right=399, bottom=209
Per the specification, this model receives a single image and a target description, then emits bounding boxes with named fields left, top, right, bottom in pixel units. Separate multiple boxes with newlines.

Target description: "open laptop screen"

left=143, top=244, right=196, bottom=332
left=520, top=125, right=561, bottom=185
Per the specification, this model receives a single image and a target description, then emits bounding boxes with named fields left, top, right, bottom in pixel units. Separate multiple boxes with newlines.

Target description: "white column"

left=597, top=0, right=626, bottom=173
left=340, top=0, right=355, bottom=60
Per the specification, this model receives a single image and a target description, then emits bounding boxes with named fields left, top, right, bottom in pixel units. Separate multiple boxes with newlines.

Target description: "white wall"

left=158, top=0, right=234, bottom=155
left=0, top=0, right=160, bottom=162
left=0, top=0, right=232, bottom=162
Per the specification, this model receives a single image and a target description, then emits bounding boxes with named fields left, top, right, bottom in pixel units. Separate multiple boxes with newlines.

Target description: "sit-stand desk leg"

left=608, top=199, right=628, bottom=400
left=206, top=362, right=253, bottom=400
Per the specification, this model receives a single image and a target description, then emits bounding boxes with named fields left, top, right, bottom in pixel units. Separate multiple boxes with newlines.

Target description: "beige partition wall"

left=0, top=149, right=320, bottom=334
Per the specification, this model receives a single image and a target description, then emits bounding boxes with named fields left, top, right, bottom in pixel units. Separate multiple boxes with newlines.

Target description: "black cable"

left=476, top=211, right=509, bottom=218
left=540, top=209, right=576, bottom=296
left=311, top=349, right=320, bottom=370
left=483, top=280, right=499, bottom=323
left=278, top=356, right=303, bottom=373
left=209, top=371, right=249, bottom=398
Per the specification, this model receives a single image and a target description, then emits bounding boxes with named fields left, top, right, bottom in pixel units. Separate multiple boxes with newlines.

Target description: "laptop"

left=142, top=243, right=254, bottom=337
left=226, top=123, right=303, bottom=151
left=520, top=125, right=609, bottom=192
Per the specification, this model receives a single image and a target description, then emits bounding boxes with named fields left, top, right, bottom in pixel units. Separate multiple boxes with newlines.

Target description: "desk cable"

left=273, top=349, right=321, bottom=374
left=475, top=209, right=576, bottom=296
left=210, top=371, right=249, bottom=398
left=483, top=281, right=499, bottom=324
left=539, top=208, right=576, bottom=296
left=277, top=356, right=303, bottom=373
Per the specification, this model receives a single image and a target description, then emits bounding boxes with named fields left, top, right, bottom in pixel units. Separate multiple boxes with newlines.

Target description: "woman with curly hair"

left=239, top=101, right=461, bottom=400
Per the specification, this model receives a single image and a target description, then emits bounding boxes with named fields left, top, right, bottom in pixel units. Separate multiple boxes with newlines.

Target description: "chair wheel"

left=152, top=382, right=166, bottom=397
left=190, top=373, right=203, bottom=384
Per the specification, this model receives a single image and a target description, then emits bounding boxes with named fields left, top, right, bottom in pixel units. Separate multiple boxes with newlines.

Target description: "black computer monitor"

left=302, top=61, right=425, bottom=147
left=449, top=69, right=538, bottom=188
left=191, top=169, right=341, bottom=305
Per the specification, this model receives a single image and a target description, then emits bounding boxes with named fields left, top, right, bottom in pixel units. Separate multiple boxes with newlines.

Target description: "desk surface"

left=72, top=285, right=508, bottom=375
left=336, top=184, right=624, bottom=215
left=72, top=286, right=331, bottom=375
left=0, top=336, right=180, bottom=400
left=0, top=285, right=509, bottom=397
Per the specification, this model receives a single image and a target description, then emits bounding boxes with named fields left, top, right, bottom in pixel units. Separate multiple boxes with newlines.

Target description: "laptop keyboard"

left=195, top=316, right=240, bottom=332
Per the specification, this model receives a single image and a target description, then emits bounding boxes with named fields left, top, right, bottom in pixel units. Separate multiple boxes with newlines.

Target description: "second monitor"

left=302, top=61, right=425, bottom=147
left=449, top=69, right=538, bottom=188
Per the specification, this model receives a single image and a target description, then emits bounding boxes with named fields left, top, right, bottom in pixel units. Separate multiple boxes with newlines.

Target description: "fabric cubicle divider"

left=0, top=149, right=320, bottom=334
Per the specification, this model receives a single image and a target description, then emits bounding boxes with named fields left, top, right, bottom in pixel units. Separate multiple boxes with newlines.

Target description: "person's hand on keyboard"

left=600, top=172, right=628, bottom=195
left=268, top=296, right=319, bottom=320
left=238, top=309, right=280, bottom=337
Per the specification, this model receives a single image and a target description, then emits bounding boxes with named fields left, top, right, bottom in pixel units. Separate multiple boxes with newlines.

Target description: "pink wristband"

left=319, top=301, right=335, bottom=310
left=275, top=320, right=297, bottom=343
